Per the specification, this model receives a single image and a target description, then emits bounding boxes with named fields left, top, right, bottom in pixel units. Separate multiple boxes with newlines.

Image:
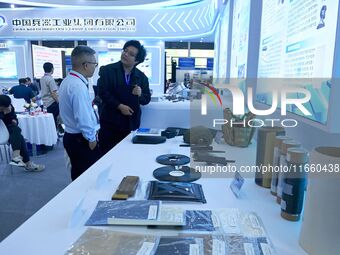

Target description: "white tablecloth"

left=17, top=113, right=58, bottom=146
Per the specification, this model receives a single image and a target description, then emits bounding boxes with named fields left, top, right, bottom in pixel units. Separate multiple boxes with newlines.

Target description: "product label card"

left=214, top=130, right=224, bottom=144
left=212, top=239, right=226, bottom=255
left=244, top=243, right=255, bottom=255
left=136, top=242, right=156, bottom=255
left=260, top=243, right=273, bottom=255
left=189, top=244, right=200, bottom=255
left=148, top=205, right=158, bottom=220
left=230, top=171, right=245, bottom=197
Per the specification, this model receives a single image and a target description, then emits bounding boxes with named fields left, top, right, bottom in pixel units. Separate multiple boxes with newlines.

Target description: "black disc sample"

left=156, top=154, right=190, bottom=166
left=153, top=166, right=201, bottom=182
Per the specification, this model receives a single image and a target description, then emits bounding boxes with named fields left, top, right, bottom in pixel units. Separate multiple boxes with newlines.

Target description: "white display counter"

left=0, top=133, right=307, bottom=255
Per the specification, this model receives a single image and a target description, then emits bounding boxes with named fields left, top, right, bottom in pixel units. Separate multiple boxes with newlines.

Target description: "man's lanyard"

left=69, top=72, right=98, bottom=123
left=125, top=73, right=131, bottom=85
left=70, top=72, right=88, bottom=88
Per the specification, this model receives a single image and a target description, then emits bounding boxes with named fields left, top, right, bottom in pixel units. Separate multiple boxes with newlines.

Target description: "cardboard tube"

left=299, top=147, right=340, bottom=255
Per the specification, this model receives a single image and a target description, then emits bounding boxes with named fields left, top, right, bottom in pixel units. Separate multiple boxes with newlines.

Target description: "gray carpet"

left=0, top=141, right=71, bottom=242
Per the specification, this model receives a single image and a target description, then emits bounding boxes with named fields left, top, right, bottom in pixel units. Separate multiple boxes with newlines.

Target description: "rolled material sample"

left=255, top=127, right=285, bottom=188
left=299, top=147, right=340, bottom=255
left=276, top=140, right=300, bottom=204
left=271, top=136, right=291, bottom=196
left=281, top=147, right=309, bottom=221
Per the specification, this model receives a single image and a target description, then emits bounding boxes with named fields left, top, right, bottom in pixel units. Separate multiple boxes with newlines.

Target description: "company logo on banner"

left=200, top=83, right=312, bottom=128
left=0, top=16, right=6, bottom=29
left=10, top=17, right=136, bottom=32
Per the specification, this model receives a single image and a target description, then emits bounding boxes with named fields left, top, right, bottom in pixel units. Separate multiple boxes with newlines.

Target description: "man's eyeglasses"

left=122, top=49, right=137, bottom=58
left=83, top=62, right=98, bottom=67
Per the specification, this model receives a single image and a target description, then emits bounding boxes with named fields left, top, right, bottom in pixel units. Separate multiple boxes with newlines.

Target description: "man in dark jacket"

left=98, top=40, right=151, bottom=154
left=26, top=77, right=39, bottom=96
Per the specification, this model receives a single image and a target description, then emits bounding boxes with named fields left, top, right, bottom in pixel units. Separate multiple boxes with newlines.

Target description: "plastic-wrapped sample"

left=179, top=234, right=226, bottom=255
left=226, top=235, right=248, bottom=255
left=239, top=212, right=266, bottom=238
left=65, top=228, right=159, bottom=255
left=226, top=235, right=277, bottom=255
left=85, top=200, right=161, bottom=226
left=214, top=209, right=266, bottom=237
left=183, top=210, right=216, bottom=232
left=147, top=181, right=206, bottom=203
left=155, top=236, right=204, bottom=255
left=213, top=209, right=242, bottom=235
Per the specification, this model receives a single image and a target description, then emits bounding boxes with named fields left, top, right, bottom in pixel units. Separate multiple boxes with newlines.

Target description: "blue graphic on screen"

left=256, top=0, right=339, bottom=124
left=178, top=58, right=195, bottom=69
left=98, top=51, right=121, bottom=69
left=0, top=51, right=17, bottom=79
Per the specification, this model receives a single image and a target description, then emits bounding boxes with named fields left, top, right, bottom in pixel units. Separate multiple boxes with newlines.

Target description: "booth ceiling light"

left=0, top=0, right=204, bottom=9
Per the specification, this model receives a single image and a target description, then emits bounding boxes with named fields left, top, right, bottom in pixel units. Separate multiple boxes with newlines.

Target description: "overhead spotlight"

left=10, top=4, right=15, bottom=8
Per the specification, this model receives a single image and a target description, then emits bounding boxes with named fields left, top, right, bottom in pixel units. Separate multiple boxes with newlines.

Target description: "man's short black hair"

left=123, top=40, right=147, bottom=65
left=0, top=95, right=11, bottom=107
left=43, top=62, right=54, bottom=73
left=19, top=78, right=27, bottom=84
left=26, top=77, right=31, bottom=82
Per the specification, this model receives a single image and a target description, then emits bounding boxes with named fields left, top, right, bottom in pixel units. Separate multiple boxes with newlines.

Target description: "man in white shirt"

left=59, top=46, right=101, bottom=181
left=40, top=62, right=64, bottom=135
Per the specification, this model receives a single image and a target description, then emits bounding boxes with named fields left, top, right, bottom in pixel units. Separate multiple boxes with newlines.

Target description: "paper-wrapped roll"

left=276, top=140, right=301, bottom=204
left=255, top=127, right=285, bottom=188
left=271, top=136, right=291, bottom=195
left=299, top=147, right=340, bottom=255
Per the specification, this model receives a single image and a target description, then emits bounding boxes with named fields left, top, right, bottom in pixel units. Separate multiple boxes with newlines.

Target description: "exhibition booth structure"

left=0, top=0, right=340, bottom=254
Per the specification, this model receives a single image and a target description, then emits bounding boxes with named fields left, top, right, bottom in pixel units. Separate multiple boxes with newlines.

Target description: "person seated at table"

left=26, top=77, right=40, bottom=96
left=0, top=95, right=45, bottom=171
left=9, top=78, right=36, bottom=103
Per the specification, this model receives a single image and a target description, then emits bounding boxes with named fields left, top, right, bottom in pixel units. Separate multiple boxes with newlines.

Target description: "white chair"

left=0, top=120, right=11, bottom=164
left=8, top=95, right=26, bottom=113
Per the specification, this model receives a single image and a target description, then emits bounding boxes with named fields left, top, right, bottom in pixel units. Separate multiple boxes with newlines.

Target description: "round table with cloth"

left=17, top=113, right=58, bottom=146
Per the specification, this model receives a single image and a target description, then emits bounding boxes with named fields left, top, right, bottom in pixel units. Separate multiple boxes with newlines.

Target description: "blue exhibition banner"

left=207, top=58, right=214, bottom=70
left=178, top=57, right=195, bottom=69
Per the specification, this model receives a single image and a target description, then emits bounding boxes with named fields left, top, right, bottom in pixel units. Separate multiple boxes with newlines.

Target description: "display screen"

left=218, top=1, right=230, bottom=79
left=230, top=0, right=251, bottom=79
left=256, top=0, right=339, bottom=124
left=98, top=51, right=121, bottom=69
left=32, top=45, right=63, bottom=79
left=0, top=51, right=17, bottom=79
left=137, top=52, right=152, bottom=82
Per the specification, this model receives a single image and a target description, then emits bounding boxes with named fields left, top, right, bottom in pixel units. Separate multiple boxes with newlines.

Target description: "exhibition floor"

left=0, top=141, right=71, bottom=242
